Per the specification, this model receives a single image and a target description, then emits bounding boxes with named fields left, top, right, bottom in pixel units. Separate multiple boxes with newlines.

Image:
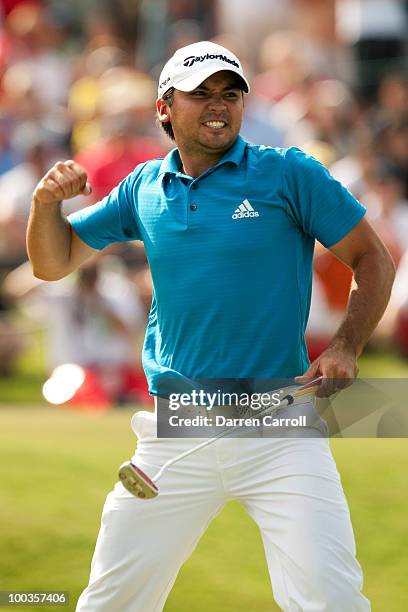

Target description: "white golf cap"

left=158, top=41, right=250, bottom=98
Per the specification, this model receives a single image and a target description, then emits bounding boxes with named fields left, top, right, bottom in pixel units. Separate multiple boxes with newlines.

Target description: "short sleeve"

left=283, top=147, right=366, bottom=248
left=67, top=169, right=142, bottom=250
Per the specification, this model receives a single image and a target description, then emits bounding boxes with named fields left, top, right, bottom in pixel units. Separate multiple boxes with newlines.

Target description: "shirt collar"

left=158, top=148, right=182, bottom=176
left=158, top=135, right=247, bottom=177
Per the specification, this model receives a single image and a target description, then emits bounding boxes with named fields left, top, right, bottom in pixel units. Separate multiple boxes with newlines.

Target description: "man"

left=27, top=41, right=395, bottom=611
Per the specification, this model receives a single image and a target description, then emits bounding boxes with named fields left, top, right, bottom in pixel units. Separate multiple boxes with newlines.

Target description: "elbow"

left=355, top=242, right=396, bottom=290
left=31, top=267, right=68, bottom=282
left=27, top=249, right=71, bottom=281
left=383, top=245, right=397, bottom=284
left=368, top=243, right=396, bottom=297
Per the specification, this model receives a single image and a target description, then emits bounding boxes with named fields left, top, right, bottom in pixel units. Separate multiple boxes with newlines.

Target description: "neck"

left=176, top=140, right=235, bottom=178
left=179, top=149, right=224, bottom=178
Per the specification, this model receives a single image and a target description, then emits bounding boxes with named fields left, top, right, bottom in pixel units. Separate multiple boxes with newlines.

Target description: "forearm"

left=27, top=197, right=72, bottom=280
left=27, top=159, right=93, bottom=280
left=330, top=248, right=396, bottom=357
left=297, top=221, right=395, bottom=394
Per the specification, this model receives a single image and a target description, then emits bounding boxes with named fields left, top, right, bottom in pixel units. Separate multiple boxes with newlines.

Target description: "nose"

left=207, top=94, right=227, bottom=111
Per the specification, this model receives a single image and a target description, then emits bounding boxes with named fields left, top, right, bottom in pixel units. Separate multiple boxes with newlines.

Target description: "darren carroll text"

left=168, top=415, right=307, bottom=428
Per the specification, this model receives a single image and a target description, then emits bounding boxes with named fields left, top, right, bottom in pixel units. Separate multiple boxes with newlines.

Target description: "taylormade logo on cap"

left=158, top=41, right=250, bottom=97
left=182, top=53, right=240, bottom=69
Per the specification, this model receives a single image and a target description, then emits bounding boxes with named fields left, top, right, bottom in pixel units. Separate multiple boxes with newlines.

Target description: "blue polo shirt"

left=68, top=136, right=365, bottom=395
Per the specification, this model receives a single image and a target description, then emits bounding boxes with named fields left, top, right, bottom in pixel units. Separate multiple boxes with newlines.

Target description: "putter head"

left=118, top=462, right=159, bottom=499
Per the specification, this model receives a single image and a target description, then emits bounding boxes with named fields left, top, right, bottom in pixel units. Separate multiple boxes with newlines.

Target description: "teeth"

left=205, top=121, right=226, bottom=129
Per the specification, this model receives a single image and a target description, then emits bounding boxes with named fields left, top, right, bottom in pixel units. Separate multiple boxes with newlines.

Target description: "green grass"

left=1, top=331, right=407, bottom=610
left=358, top=349, right=408, bottom=377
left=0, top=407, right=407, bottom=611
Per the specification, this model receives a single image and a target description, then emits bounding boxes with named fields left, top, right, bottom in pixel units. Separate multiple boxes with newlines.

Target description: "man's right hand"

left=33, top=160, right=92, bottom=205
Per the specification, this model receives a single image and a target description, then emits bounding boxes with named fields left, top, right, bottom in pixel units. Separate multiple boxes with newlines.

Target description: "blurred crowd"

left=0, top=0, right=407, bottom=405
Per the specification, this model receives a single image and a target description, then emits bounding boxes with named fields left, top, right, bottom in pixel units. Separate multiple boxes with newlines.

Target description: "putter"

left=118, top=377, right=322, bottom=499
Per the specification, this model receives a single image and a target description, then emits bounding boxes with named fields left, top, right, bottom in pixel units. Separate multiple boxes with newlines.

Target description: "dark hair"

left=157, top=88, right=175, bottom=141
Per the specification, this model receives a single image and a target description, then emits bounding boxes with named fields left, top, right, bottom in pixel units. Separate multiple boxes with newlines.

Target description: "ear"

left=156, top=98, right=170, bottom=123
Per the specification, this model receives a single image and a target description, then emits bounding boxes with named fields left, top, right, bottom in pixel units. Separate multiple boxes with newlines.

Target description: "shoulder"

left=129, top=157, right=164, bottom=180
left=242, top=143, right=317, bottom=190
left=113, top=158, right=165, bottom=198
left=244, top=143, right=310, bottom=173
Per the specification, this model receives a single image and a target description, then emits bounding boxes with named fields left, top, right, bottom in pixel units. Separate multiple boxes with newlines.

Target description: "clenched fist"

left=33, top=160, right=92, bottom=205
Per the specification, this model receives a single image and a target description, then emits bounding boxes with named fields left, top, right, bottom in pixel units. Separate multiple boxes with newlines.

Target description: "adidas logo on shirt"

left=232, top=199, right=259, bottom=219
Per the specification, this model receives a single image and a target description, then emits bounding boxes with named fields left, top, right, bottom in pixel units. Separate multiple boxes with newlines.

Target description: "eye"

left=191, top=90, right=207, bottom=97
left=224, top=91, right=240, bottom=99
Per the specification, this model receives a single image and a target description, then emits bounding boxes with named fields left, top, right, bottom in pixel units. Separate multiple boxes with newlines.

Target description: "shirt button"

left=191, top=183, right=198, bottom=190
left=190, top=204, right=198, bottom=211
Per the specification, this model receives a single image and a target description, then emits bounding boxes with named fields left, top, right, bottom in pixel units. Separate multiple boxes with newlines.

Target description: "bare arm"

left=27, top=160, right=96, bottom=280
left=296, top=218, right=396, bottom=396
left=328, top=218, right=395, bottom=357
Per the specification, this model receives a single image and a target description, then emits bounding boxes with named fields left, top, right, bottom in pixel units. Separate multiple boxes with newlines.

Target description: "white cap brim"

left=170, top=66, right=250, bottom=95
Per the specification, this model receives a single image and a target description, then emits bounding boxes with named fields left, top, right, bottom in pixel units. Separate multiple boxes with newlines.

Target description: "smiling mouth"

left=203, top=121, right=227, bottom=129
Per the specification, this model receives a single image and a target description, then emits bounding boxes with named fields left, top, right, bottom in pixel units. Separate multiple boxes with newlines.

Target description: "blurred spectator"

left=217, top=0, right=293, bottom=67
left=137, top=0, right=216, bottom=74
left=373, top=119, right=408, bottom=198
left=247, top=31, right=359, bottom=153
left=4, top=257, right=150, bottom=404
left=73, top=68, right=165, bottom=202
left=248, top=31, right=316, bottom=147
left=330, top=135, right=378, bottom=200
left=362, top=159, right=408, bottom=265
left=2, top=2, right=72, bottom=110
left=284, top=79, right=356, bottom=154
left=167, top=0, right=216, bottom=46
left=0, top=116, right=21, bottom=175
left=99, top=0, right=141, bottom=51
left=252, top=31, right=312, bottom=104
left=0, top=279, right=25, bottom=375
left=0, top=126, right=64, bottom=268
left=375, top=74, right=408, bottom=125
left=336, top=0, right=408, bottom=102
left=68, top=43, right=129, bottom=153
left=46, top=0, right=101, bottom=40
left=135, top=0, right=168, bottom=72
left=293, top=0, right=338, bottom=76
left=240, top=94, right=286, bottom=147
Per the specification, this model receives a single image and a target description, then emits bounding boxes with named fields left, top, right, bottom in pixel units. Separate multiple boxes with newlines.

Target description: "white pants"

left=76, top=410, right=370, bottom=612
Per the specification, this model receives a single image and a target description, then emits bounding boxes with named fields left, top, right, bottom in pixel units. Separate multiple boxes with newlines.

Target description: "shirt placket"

left=176, top=172, right=201, bottom=227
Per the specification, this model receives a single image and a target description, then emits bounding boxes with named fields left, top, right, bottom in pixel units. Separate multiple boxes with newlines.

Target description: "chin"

left=201, top=133, right=235, bottom=150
